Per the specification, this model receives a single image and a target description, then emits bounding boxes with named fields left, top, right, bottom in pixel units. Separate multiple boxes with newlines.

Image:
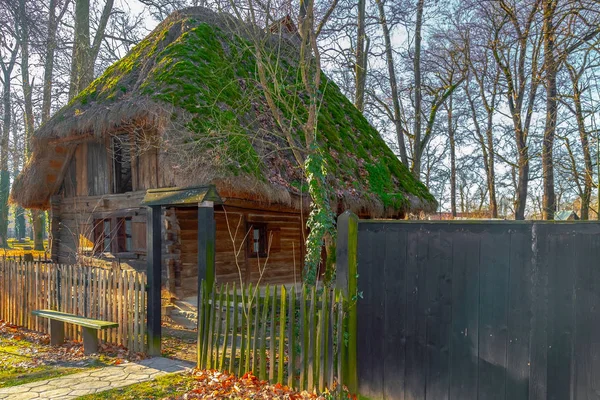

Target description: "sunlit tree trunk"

left=411, top=0, right=424, bottom=178
left=447, top=94, right=456, bottom=217
left=541, top=0, right=557, bottom=220
left=0, top=42, right=18, bottom=247
left=354, top=0, right=368, bottom=112
left=69, top=0, right=114, bottom=99
left=375, top=0, right=408, bottom=166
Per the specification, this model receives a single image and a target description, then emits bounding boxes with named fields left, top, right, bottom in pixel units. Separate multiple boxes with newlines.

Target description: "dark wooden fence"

left=342, top=216, right=600, bottom=400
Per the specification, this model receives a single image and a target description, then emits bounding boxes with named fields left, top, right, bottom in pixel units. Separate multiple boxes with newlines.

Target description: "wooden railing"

left=197, top=281, right=346, bottom=394
left=0, top=261, right=147, bottom=353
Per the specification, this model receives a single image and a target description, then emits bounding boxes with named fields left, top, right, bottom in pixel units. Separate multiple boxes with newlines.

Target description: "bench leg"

left=82, top=327, right=99, bottom=355
left=49, top=320, right=65, bottom=346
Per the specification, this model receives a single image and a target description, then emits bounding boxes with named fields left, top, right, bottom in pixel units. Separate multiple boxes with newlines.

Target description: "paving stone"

left=22, top=381, right=49, bottom=389
left=6, top=393, right=38, bottom=400
left=70, top=380, right=108, bottom=391
left=39, top=388, right=71, bottom=398
left=0, top=357, right=189, bottom=400
left=0, top=386, right=32, bottom=395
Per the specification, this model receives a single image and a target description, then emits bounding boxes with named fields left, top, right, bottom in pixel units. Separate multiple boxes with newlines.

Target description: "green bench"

left=32, top=310, right=119, bottom=355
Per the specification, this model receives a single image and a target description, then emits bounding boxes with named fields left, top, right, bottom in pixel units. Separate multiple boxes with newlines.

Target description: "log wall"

left=173, top=205, right=304, bottom=298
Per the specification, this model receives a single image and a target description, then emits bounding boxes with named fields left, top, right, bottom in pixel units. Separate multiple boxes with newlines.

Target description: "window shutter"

left=131, top=220, right=147, bottom=253
left=93, top=219, right=103, bottom=254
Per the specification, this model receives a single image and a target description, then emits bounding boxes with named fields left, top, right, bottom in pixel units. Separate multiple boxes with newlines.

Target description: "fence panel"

left=197, top=281, right=345, bottom=394
left=354, top=220, right=600, bottom=400
left=0, top=260, right=146, bottom=353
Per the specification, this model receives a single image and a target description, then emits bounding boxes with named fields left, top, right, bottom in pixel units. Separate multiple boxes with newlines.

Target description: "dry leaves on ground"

left=168, top=370, right=333, bottom=400
left=0, top=320, right=145, bottom=369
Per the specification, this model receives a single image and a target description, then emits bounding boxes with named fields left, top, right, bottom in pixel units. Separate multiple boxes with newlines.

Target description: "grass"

left=77, top=372, right=194, bottom=399
left=2, top=239, right=49, bottom=259
left=0, top=335, right=105, bottom=388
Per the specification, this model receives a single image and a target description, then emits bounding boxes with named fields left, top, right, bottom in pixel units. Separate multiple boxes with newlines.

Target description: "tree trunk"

left=411, top=0, right=424, bottom=178
left=42, top=0, right=63, bottom=122
left=485, top=117, right=498, bottom=218
left=354, top=0, right=367, bottom=112
left=448, top=95, right=456, bottom=217
left=541, top=0, right=557, bottom=220
left=0, top=48, right=18, bottom=247
left=375, top=0, right=408, bottom=166
left=571, top=70, right=592, bottom=220
left=69, top=0, right=114, bottom=98
left=515, top=134, right=529, bottom=220
left=69, top=0, right=92, bottom=99
left=19, top=0, right=46, bottom=251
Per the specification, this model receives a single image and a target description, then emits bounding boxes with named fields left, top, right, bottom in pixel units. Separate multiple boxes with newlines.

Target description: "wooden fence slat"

left=318, top=289, right=328, bottom=392
left=269, top=285, right=278, bottom=382
left=215, top=284, right=224, bottom=366
left=307, top=286, right=316, bottom=390
left=328, top=290, right=335, bottom=388
left=278, top=285, right=287, bottom=384
left=287, top=285, right=296, bottom=388
left=244, top=285, right=253, bottom=374
left=259, top=285, right=270, bottom=380
left=336, top=294, right=344, bottom=393
left=299, top=284, right=307, bottom=391
left=228, top=284, right=238, bottom=373
left=238, top=285, right=247, bottom=377
left=207, top=286, right=217, bottom=369
left=251, top=290, right=260, bottom=375
left=219, top=283, right=230, bottom=371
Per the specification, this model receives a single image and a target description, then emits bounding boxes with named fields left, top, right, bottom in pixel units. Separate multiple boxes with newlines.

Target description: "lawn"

left=0, top=321, right=114, bottom=388
left=77, top=372, right=194, bottom=399
left=2, top=239, right=49, bottom=259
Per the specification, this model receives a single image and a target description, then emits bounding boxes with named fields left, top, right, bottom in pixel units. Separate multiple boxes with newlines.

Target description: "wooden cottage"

left=11, top=7, right=436, bottom=300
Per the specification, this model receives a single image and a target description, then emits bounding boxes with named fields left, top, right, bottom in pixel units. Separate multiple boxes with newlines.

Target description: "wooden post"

left=197, top=201, right=216, bottom=294
left=335, top=210, right=359, bottom=394
left=82, top=327, right=99, bottom=355
left=49, top=319, right=65, bottom=345
left=146, top=205, right=162, bottom=356
left=49, top=196, right=61, bottom=263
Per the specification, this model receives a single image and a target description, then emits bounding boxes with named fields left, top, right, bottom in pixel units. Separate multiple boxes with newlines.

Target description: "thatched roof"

left=11, top=7, right=436, bottom=216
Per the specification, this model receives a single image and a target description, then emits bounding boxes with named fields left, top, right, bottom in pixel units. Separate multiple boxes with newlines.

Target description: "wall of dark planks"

left=355, top=221, right=600, bottom=400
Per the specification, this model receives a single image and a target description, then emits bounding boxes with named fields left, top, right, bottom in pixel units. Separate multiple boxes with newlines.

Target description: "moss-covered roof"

left=12, top=7, right=436, bottom=216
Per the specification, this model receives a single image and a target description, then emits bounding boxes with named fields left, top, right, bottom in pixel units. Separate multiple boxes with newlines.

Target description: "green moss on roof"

left=61, top=8, right=435, bottom=213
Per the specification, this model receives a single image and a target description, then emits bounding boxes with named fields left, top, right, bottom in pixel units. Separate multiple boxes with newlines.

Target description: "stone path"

left=0, top=357, right=193, bottom=400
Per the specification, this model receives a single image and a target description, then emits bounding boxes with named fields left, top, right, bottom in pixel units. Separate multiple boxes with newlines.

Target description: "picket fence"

left=198, top=281, right=346, bottom=393
left=0, top=260, right=147, bottom=353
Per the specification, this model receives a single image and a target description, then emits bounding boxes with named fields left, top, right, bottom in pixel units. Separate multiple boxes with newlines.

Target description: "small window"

left=112, top=136, right=133, bottom=193
left=116, top=217, right=133, bottom=253
left=247, top=222, right=267, bottom=258
left=93, top=219, right=112, bottom=254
